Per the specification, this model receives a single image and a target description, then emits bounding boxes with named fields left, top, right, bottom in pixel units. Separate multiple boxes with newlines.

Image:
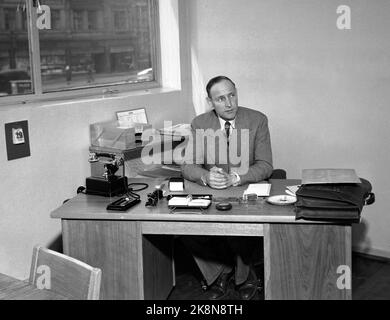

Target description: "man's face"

left=207, top=80, right=238, bottom=121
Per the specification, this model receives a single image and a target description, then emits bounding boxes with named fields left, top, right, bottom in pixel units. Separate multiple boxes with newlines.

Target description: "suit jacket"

left=181, top=107, right=273, bottom=185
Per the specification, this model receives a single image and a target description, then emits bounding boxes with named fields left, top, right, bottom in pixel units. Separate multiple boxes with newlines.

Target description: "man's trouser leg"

left=180, top=236, right=233, bottom=285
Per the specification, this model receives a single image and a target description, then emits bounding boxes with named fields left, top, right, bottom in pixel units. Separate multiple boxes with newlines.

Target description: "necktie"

left=224, top=121, right=231, bottom=173
left=225, top=121, right=231, bottom=139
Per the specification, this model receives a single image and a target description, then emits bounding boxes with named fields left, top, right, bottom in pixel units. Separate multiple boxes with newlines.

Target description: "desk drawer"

left=141, top=221, right=263, bottom=237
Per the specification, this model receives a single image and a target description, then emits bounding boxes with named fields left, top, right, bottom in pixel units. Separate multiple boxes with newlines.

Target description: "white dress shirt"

left=218, top=117, right=236, bottom=138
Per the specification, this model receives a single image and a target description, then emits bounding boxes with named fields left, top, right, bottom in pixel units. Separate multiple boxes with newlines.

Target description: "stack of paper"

left=243, top=183, right=271, bottom=197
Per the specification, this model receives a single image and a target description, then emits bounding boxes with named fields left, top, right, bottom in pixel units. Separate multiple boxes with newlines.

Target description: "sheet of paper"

left=188, top=199, right=211, bottom=207
left=302, top=169, right=361, bottom=184
left=169, top=182, right=184, bottom=192
left=168, top=197, right=190, bottom=206
left=243, top=183, right=271, bottom=197
left=286, top=185, right=300, bottom=195
left=117, top=109, right=148, bottom=124
left=158, top=123, right=191, bottom=137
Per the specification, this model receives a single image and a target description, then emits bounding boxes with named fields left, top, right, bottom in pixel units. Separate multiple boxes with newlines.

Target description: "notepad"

left=243, top=183, right=271, bottom=197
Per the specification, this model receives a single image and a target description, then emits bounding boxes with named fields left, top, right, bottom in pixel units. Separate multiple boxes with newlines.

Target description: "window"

left=0, top=0, right=159, bottom=100
left=87, top=10, right=98, bottom=31
left=4, top=8, right=16, bottom=31
left=113, top=10, right=128, bottom=31
left=50, top=9, right=61, bottom=30
left=72, top=10, right=83, bottom=31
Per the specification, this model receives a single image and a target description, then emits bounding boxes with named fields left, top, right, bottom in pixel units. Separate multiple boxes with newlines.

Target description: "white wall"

left=0, top=91, right=193, bottom=279
left=0, top=0, right=194, bottom=279
left=188, top=0, right=390, bottom=257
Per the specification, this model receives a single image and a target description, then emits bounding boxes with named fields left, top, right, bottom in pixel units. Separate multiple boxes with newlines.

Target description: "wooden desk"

left=51, top=179, right=352, bottom=300
left=0, top=273, right=69, bottom=300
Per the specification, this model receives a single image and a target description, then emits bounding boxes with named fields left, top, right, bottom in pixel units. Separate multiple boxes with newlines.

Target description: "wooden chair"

left=29, top=245, right=101, bottom=300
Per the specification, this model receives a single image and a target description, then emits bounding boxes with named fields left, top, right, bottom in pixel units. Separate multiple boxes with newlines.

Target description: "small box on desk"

left=90, top=120, right=152, bottom=150
left=90, top=120, right=136, bottom=149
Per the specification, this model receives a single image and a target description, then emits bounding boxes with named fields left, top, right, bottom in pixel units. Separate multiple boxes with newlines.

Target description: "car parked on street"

left=0, top=69, right=31, bottom=96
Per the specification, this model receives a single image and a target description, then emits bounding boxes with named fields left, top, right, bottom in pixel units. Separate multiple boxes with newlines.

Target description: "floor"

left=352, top=253, right=390, bottom=300
left=168, top=240, right=390, bottom=300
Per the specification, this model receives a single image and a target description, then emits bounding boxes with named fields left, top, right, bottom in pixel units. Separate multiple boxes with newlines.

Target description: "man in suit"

left=181, top=76, right=273, bottom=300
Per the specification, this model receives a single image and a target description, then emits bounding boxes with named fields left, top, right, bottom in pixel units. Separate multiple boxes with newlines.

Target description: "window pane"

left=39, top=0, right=156, bottom=93
left=0, top=2, right=32, bottom=97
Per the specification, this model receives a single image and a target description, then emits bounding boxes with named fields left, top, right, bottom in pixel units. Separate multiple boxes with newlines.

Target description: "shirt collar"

left=218, top=116, right=236, bottom=131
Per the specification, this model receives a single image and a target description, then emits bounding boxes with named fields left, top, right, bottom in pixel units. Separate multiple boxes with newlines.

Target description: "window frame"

left=0, top=0, right=161, bottom=107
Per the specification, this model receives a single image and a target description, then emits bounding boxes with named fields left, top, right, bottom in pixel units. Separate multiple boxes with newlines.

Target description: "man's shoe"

left=206, top=271, right=234, bottom=300
left=236, top=268, right=261, bottom=300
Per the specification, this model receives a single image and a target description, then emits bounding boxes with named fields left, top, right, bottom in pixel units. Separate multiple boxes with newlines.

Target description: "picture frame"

left=5, top=120, right=31, bottom=160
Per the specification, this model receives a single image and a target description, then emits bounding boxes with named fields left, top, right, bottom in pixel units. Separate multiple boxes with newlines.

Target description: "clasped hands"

left=203, top=166, right=239, bottom=189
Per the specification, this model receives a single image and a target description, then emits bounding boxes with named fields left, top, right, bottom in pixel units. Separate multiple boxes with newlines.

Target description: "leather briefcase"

left=294, top=178, right=375, bottom=222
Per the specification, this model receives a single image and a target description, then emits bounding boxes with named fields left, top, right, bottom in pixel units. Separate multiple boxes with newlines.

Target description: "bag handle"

left=365, top=192, right=375, bottom=205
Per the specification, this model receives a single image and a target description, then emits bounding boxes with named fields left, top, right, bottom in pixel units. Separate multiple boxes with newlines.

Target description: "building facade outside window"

left=0, top=0, right=159, bottom=99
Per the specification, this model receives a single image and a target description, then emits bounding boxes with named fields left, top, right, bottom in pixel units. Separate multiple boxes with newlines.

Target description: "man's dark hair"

left=206, top=76, right=236, bottom=98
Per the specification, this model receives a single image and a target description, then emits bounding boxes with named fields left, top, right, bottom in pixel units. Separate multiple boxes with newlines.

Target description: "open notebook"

left=243, top=183, right=271, bottom=197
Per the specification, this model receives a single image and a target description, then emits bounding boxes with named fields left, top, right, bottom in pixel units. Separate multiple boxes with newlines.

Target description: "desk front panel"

left=62, top=219, right=173, bottom=300
left=142, top=221, right=263, bottom=236
left=264, top=223, right=352, bottom=300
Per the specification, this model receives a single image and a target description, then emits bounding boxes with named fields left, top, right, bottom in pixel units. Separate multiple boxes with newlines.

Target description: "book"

left=243, top=183, right=271, bottom=197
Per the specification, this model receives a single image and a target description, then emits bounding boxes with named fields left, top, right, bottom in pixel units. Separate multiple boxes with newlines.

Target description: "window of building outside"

left=87, top=10, right=97, bottom=31
left=114, top=10, right=127, bottom=31
left=50, top=9, right=61, bottom=30
left=0, top=0, right=159, bottom=99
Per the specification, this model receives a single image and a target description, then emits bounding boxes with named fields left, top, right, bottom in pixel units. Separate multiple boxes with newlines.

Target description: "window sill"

left=0, top=85, right=181, bottom=112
